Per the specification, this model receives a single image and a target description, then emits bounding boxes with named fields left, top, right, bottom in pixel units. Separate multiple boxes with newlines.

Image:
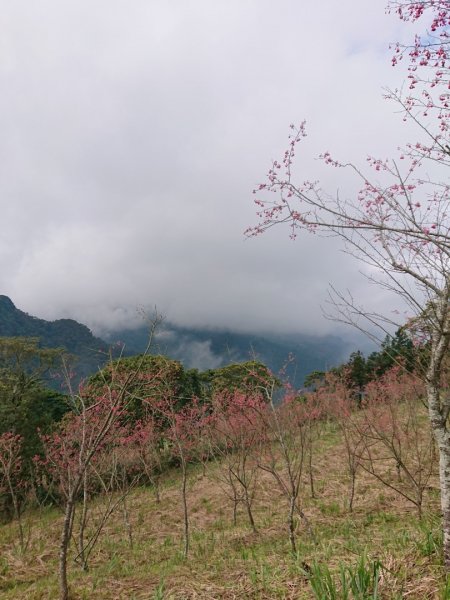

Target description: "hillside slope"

left=0, top=401, right=442, bottom=599
left=0, top=295, right=109, bottom=380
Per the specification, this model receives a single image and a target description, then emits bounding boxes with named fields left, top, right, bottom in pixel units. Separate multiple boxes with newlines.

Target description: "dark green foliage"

left=319, top=329, right=419, bottom=397
left=0, top=296, right=110, bottom=383
left=344, top=351, right=368, bottom=405
left=0, top=337, right=69, bottom=464
left=87, top=354, right=201, bottom=421
left=304, top=370, right=326, bottom=390
left=203, top=360, right=279, bottom=400
left=307, top=553, right=383, bottom=599
left=366, top=330, right=416, bottom=379
left=0, top=386, right=68, bottom=462
left=181, top=368, right=206, bottom=403
left=303, top=328, right=421, bottom=411
left=88, top=357, right=277, bottom=424
left=346, top=351, right=367, bottom=389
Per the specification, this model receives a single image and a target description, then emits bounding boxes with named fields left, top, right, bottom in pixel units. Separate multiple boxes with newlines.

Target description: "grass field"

left=0, top=417, right=447, bottom=599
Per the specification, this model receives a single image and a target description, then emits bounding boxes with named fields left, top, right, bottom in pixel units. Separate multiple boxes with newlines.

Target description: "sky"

left=0, top=0, right=424, bottom=338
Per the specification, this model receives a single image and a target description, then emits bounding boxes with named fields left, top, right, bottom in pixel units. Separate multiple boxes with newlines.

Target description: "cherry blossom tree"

left=311, top=373, right=365, bottom=512
left=36, top=388, right=132, bottom=589
left=358, top=366, right=435, bottom=517
left=248, top=1, right=450, bottom=566
left=37, top=315, right=163, bottom=600
left=155, top=397, right=207, bottom=558
left=204, top=390, right=265, bottom=531
left=256, top=384, right=318, bottom=556
left=123, top=416, right=167, bottom=504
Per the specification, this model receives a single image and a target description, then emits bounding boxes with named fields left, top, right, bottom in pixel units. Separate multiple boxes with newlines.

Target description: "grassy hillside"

left=0, top=403, right=446, bottom=600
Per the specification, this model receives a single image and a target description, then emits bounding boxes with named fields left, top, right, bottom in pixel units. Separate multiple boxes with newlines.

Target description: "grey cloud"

left=1, top=0, right=421, bottom=338
left=161, top=337, right=225, bottom=371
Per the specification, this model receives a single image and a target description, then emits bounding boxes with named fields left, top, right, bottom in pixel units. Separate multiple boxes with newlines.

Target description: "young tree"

left=205, top=390, right=264, bottom=531
left=312, top=373, right=365, bottom=512
left=248, top=1, right=450, bottom=566
left=155, top=397, right=207, bottom=558
left=78, top=422, right=141, bottom=560
left=38, top=315, right=163, bottom=600
left=256, top=384, right=318, bottom=555
left=123, top=416, right=167, bottom=503
left=358, top=367, right=435, bottom=517
left=37, top=389, right=132, bottom=586
left=0, top=432, right=30, bottom=552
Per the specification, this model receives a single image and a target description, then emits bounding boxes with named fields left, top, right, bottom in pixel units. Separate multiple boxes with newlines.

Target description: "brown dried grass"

left=0, top=412, right=445, bottom=599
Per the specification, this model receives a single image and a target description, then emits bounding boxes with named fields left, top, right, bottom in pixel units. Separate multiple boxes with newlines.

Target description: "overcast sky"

left=1, top=1, right=423, bottom=337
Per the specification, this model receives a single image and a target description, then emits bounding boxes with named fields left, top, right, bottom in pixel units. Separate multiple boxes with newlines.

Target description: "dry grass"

left=0, top=412, right=447, bottom=599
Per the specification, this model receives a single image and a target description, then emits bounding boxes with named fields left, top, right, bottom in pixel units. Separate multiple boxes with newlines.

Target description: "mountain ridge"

left=0, top=295, right=355, bottom=385
left=0, top=295, right=109, bottom=380
left=104, top=322, right=354, bottom=386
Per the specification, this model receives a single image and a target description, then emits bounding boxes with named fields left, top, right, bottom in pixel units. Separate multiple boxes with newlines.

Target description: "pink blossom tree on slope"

left=248, top=1, right=450, bottom=566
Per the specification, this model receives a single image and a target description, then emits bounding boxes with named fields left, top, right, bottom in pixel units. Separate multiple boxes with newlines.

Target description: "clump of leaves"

left=306, top=553, right=382, bottom=599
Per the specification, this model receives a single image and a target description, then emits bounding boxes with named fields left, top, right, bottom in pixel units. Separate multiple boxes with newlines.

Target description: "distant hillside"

left=0, top=295, right=109, bottom=381
left=104, top=323, right=354, bottom=386
left=0, top=295, right=357, bottom=386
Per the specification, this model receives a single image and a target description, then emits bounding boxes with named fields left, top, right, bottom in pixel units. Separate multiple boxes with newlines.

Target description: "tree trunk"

left=59, top=496, right=76, bottom=600
left=243, top=486, right=257, bottom=533
left=434, top=427, right=450, bottom=567
left=122, top=498, right=133, bottom=548
left=6, top=473, right=25, bottom=552
left=78, top=471, right=89, bottom=572
left=440, top=451, right=450, bottom=568
left=288, top=496, right=296, bottom=554
left=427, top=329, right=450, bottom=569
left=181, top=460, right=189, bottom=559
left=233, top=492, right=238, bottom=526
left=308, top=423, right=316, bottom=499
left=153, top=476, right=161, bottom=504
left=349, top=468, right=356, bottom=513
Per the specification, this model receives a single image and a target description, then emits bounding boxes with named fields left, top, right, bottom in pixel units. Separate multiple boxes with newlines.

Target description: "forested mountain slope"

left=0, top=295, right=353, bottom=385
left=0, top=296, right=108, bottom=380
